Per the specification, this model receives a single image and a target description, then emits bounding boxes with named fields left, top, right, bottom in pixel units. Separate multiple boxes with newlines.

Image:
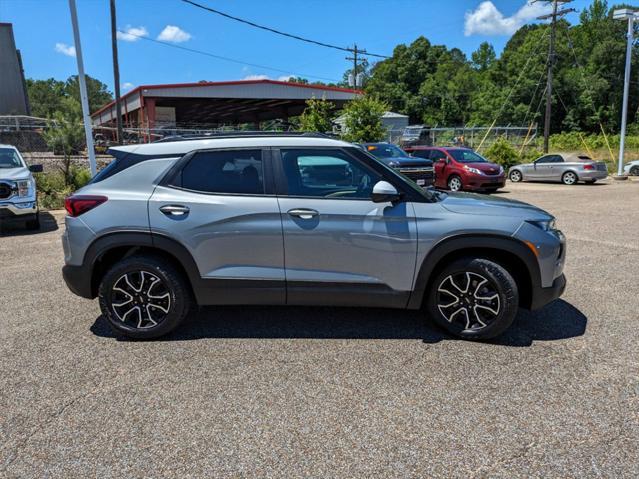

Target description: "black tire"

left=561, top=171, right=578, bottom=185
left=630, top=166, right=639, bottom=176
left=509, top=170, right=523, bottom=182
left=426, top=257, right=519, bottom=340
left=98, top=254, right=193, bottom=339
left=25, top=212, right=40, bottom=230
left=447, top=175, right=463, bottom=192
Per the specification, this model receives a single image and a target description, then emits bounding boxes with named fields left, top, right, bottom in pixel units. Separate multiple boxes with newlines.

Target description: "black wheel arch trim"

left=407, top=234, right=542, bottom=310
left=70, top=231, right=203, bottom=301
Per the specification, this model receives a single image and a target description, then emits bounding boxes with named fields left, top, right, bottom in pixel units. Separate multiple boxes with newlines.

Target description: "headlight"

left=528, top=218, right=557, bottom=231
left=17, top=179, right=33, bottom=197
left=498, top=165, right=504, bottom=174
left=464, top=166, right=482, bottom=175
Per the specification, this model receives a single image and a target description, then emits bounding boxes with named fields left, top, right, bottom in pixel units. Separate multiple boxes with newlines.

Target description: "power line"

left=117, top=30, right=340, bottom=83
left=181, top=0, right=391, bottom=59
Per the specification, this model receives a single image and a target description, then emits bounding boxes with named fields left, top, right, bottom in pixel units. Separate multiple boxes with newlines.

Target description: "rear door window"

left=179, top=149, right=264, bottom=194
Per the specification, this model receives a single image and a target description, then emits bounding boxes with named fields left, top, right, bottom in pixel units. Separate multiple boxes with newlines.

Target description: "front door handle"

left=160, top=205, right=190, bottom=216
left=288, top=208, right=319, bottom=220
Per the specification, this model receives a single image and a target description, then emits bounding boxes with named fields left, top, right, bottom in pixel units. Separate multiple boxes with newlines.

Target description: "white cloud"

left=122, top=82, right=135, bottom=91
left=242, top=74, right=292, bottom=82
left=464, top=1, right=551, bottom=36
left=54, top=42, right=76, bottom=57
left=117, top=25, right=149, bottom=42
left=243, top=74, right=270, bottom=80
left=157, top=25, right=191, bottom=43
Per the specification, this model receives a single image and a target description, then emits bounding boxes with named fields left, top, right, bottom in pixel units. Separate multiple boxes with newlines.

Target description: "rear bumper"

left=62, top=264, right=94, bottom=299
left=529, top=274, right=566, bottom=310
left=579, top=170, right=608, bottom=180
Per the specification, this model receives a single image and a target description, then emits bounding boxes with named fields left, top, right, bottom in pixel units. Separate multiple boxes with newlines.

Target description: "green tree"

left=483, top=136, right=519, bottom=168
left=26, top=74, right=113, bottom=119
left=298, top=96, right=335, bottom=133
left=341, top=95, right=387, bottom=142
left=25, top=78, right=66, bottom=118
left=63, top=75, right=113, bottom=113
left=471, top=42, right=496, bottom=71
left=42, top=112, right=85, bottom=185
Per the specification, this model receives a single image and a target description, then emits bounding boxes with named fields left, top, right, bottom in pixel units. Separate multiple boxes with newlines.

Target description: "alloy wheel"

left=562, top=172, right=577, bottom=185
left=436, top=271, right=501, bottom=331
left=448, top=177, right=462, bottom=191
left=111, top=270, right=171, bottom=329
left=510, top=170, right=522, bottom=182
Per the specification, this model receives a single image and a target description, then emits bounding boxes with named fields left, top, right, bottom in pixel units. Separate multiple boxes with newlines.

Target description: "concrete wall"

left=0, top=23, right=30, bottom=115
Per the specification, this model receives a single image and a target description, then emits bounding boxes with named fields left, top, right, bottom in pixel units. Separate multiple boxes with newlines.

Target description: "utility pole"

left=110, top=0, right=123, bottom=145
left=536, top=1, right=575, bottom=153
left=346, top=44, right=366, bottom=88
left=614, top=9, right=637, bottom=178
left=68, top=0, right=97, bottom=176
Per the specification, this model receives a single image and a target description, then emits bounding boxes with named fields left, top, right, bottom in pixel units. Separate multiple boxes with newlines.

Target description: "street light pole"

left=614, top=9, right=636, bottom=177
left=68, top=0, right=97, bottom=176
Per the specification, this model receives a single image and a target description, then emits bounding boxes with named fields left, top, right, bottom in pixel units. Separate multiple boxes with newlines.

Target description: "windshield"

left=449, top=149, right=488, bottom=163
left=0, top=148, right=24, bottom=168
left=366, top=144, right=406, bottom=159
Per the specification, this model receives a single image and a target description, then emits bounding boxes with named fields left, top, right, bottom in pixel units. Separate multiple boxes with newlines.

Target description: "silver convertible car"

left=508, top=153, right=608, bottom=185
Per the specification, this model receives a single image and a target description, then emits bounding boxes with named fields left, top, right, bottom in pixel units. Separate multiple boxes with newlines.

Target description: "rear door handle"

left=287, top=208, right=319, bottom=219
left=160, top=205, right=190, bottom=216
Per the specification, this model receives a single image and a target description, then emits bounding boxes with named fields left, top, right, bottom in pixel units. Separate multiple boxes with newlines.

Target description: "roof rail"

left=152, top=131, right=336, bottom=143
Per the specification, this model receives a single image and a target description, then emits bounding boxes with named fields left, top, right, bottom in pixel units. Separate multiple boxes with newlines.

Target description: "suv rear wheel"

left=426, top=257, right=519, bottom=340
left=98, top=255, right=193, bottom=339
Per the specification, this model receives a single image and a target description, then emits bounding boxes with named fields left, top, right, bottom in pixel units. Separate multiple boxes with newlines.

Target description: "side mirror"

left=29, top=164, right=43, bottom=173
left=371, top=181, right=401, bottom=203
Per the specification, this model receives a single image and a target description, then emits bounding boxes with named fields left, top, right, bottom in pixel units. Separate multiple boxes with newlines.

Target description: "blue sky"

left=1, top=0, right=593, bottom=92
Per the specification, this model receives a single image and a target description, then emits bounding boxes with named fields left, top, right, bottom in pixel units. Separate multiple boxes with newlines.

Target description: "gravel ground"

left=1, top=180, right=638, bottom=478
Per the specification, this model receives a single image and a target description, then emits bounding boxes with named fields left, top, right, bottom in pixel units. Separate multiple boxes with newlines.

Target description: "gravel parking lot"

left=1, top=180, right=638, bottom=477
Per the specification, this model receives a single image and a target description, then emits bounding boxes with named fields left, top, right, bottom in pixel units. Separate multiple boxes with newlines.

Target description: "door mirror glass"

left=371, top=181, right=400, bottom=203
left=29, top=164, right=43, bottom=173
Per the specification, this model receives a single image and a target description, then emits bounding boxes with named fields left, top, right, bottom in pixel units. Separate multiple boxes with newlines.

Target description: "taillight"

left=583, top=164, right=594, bottom=170
left=64, top=195, right=107, bottom=217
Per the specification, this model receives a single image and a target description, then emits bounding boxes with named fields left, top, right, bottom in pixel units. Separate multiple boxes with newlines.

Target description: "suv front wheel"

left=426, top=257, right=519, bottom=340
left=98, top=255, right=193, bottom=339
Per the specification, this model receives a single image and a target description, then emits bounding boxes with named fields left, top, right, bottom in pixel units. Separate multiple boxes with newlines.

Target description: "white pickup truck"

left=0, top=144, right=42, bottom=230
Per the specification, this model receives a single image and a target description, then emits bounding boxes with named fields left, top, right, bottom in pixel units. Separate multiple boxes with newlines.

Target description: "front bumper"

left=464, top=174, right=506, bottom=190
left=395, top=167, right=434, bottom=187
left=0, top=201, right=38, bottom=221
left=529, top=273, right=566, bottom=310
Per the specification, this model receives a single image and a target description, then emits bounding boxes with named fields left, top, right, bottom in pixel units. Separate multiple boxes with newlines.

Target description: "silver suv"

left=62, top=133, right=566, bottom=340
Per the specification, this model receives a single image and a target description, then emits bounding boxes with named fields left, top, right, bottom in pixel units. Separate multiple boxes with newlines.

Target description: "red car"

left=404, top=146, right=506, bottom=192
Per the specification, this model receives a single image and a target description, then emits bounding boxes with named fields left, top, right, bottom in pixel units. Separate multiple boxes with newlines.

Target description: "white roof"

left=382, top=111, right=409, bottom=119
left=110, top=136, right=352, bottom=156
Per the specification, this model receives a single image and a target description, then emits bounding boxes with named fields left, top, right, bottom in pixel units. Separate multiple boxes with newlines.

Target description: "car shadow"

left=0, top=211, right=59, bottom=236
left=90, top=299, right=586, bottom=347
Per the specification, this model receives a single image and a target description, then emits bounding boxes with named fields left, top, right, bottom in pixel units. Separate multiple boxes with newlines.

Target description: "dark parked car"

left=404, top=146, right=505, bottom=192
left=362, top=142, right=434, bottom=187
